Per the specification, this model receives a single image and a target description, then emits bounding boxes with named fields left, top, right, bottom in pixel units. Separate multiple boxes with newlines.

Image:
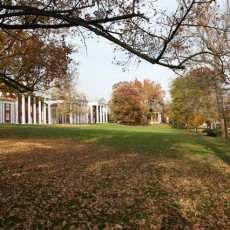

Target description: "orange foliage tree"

left=134, top=78, right=165, bottom=122
left=110, top=81, right=147, bottom=124
left=110, top=79, right=165, bottom=124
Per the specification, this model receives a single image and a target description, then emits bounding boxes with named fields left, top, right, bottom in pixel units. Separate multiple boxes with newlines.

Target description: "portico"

left=88, top=98, right=108, bottom=124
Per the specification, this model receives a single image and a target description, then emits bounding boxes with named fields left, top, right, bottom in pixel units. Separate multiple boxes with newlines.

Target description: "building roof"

left=88, top=97, right=108, bottom=104
left=0, top=96, right=16, bottom=102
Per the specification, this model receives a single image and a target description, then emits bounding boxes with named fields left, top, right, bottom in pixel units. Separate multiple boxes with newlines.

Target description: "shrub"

left=202, top=129, right=221, bottom=137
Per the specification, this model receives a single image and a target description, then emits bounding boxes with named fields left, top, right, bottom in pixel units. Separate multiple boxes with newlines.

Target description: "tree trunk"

left=214, top=76, right=229, bottom=139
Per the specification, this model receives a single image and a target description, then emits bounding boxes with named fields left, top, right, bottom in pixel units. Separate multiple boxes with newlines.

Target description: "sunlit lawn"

left=0, top=124, right=229, bottom=229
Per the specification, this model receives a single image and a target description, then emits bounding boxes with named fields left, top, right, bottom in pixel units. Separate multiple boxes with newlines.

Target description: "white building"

left=0, top=94, right=51, bottom=124
left=88, top=98, right=108, bottom=124
left=0, top=94, right=109, bottom=125
left=51, top=97, right=109, bottom=124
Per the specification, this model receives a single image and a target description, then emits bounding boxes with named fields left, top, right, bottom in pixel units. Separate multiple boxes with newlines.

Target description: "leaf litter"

left=0, top=137, right=229, bottom=229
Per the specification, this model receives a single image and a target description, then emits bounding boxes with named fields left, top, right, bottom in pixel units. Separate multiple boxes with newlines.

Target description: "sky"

left=76, top=38, right=175, bottom=101
left=73, top=0, right=178, bottom=102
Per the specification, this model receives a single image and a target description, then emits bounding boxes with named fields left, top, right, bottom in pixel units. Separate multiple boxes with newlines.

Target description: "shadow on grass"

left=1, top=124, right=230, bottom=162
left=199, top=138, right=230, bottom=165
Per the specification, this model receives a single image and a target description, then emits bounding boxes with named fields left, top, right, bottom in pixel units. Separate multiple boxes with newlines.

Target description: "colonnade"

left=18, top=95, right=51, bottom=125
left=1, top=96, right=109, bottom=125
left=51, top=102, right=89, bottom=124
left=89, top=104, right=108, bottom=123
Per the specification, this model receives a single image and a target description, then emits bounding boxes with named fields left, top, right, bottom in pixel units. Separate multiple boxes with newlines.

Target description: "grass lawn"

left=0, top=123, right=229, bottom=229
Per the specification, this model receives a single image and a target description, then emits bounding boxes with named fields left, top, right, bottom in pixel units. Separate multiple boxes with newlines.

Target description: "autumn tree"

left=169, top=68, right=219, bottom=128
left=110, top=81, right=147, bottom=124
left=0, top=29, right=73, bottom=93
left=134, top=78, right=165, bottom=123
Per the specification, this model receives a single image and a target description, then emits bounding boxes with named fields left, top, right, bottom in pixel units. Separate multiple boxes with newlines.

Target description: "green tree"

left=169, top=68, right=218, bottom=128
left=110, top=81, right=147, bottom=124
left=171, top=0, right=230, bottom=138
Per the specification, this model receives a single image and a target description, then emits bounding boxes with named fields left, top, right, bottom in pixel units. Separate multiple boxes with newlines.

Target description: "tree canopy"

left=110, top=81, right=147, bottom=124
left=0, top=0, right=219, bottom=70
left=51, top=78, right=87, bottom=121
left=0, top=29, right=73, bottom=93
left=169, top=67, right=219, bottom=128
left=2, top=0, right=230, bottom=94
left=110, top=79, right=165, bottom=124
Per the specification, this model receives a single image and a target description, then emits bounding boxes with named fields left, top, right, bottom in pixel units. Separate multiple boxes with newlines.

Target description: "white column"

left=96, top=105, right=99, bottom=123
left=166, top=116, right=169, bottom=124
left=0, top=101, right=3, bottom=123
left=56, top=108, right=59, bottom=124
left=74, top=113, right=76, bottom=124
left=28, top=95, right=31, bottom=124
left=33, top=98, right=37, bottom=124
left=211, top=122, right=213, bottom=129
left=102, top=107, right=105, bottom=123
left=48, top=99, right=51, bottom=124
left=70, top=112, right=73, bottom=124
left=2, top=101, right=5, bottom=123
left=99, top=106, right=102, bottom=124
left=21, top=95, right=25, bottom=124
left=90, top=105, right=93, bottom=123
left=2, top=101, right=4, bottom=123
left=85, top=105, right=88, bottom=123
left=15, top=98, right=19, bottom=124
left=43, top=103, right=47, bottom=124
left=80, top=113, right=82, bottom=123
left=38, top=100, right=41, bottom=124
left=158, top=112, right=162, bottom=124
left=105, top=107, right=108, bottom=123
left=11, top=103, right=14, bottom=124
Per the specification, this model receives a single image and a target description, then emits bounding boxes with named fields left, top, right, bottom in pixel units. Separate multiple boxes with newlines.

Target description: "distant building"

left=0, top=94, right=108, bottom=125
left=147, top=101, right=163, bottom=124
left=88, top=98, right=108, bottom=123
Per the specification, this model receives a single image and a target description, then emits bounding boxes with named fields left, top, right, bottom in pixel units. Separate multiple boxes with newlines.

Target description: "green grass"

left=1, top=123, right=229, bottom=164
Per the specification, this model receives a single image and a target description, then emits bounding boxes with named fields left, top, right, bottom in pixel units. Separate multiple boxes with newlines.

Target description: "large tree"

left=171, top=0, right=230, bottom=138
left=134, top=78, right=164, bottom=105
left=110, top=81, right=147, bottom=124
left=134, top=78, right=165, bottom=122
left=169, top=67, right=219, bottom=129
left=51, top=76, right=87, bottom=123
